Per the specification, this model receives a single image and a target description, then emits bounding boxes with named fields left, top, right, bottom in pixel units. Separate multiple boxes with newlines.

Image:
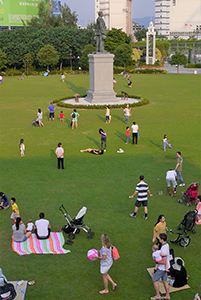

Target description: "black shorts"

left=49, top=112, right=54, bottom=118
left=135, top=200, right=148, bottom=207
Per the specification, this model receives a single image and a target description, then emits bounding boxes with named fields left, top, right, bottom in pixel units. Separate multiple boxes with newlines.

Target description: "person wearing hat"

left=168, top=257, right=189, bottom=288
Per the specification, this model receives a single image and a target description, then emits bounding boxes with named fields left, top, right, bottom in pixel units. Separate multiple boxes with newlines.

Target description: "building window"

left=173, top=0, right=176, bottom=5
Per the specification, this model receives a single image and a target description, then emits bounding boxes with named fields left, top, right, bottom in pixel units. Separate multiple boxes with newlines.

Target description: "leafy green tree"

left=37, top=44, right=59, bottom=71
left=134, top=28, right=147, bottom=42
left=169, top=51, right=188, bottom=74
left=23, top=53, right=33, bottom=76
left=114, top=44, right=133, bottom=71
left=87, top=22, right=97, bottom=31
left=105, top=28, right=131, bottom=54
left=60, top=3, right=78, bottom=28
left=80, top=44, right=96, bottom=70
left=0, top=49, right=7, bottom=70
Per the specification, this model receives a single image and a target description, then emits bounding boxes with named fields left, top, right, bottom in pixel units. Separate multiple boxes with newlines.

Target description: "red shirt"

left=59, top=113, right=64, bottom=119
left=126, top=129, right=130, bottom=137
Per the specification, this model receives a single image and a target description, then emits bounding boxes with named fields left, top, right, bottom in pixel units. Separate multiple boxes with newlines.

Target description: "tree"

left=155, top=48, right=162, bottom=62
left=60, top=3, right=78, bottom=28
left=23, top=53, right=33, bottom=76
left=104, top=28, right=131, bottom=54
left=0, top=49, right=7, bottom=70
left=87, top=22, right=97, bottom=31
left=37, top=44, right=59, bottom=71
left=169, top=51, right=187, bottom=74
left=134, top=28, right=147, bottom=42
left=80, top=44, right=96, bottom=70
left=114, top=44, right=133, bottom=71
left=132, top=48, right=142, bottom=62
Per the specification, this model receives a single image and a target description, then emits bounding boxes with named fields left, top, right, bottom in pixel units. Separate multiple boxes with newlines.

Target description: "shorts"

left=60, top=118, right=63, bottom=121
left=166, top=178, right=177, bottom=188
left=38, top=118, right=42, bottom=121
left=152, top=269, right=167, bottom=282
left=72, top=119, right=77, bottom=122
left=49, top=112, right=54, bottom=118
left=15, top=235, right=28, bottom=243
left=135, top=200, right=147, bottom=207
left=106, top=115, right=109, bottom=121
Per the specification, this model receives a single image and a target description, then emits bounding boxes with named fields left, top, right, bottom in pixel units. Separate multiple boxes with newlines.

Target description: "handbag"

left=112, top=245, right=120, bottom=260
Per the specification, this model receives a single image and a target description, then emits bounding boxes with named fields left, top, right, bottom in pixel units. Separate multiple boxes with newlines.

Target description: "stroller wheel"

left=69, top=233, right=75, bottom=240
left=179, top=236, right=190, bottom=247
left=186, top=202, right=191, bottom=206
left=87, top=231, right=95, bottom=239
left=178, top=199, right=183, bottom=204
left=192, top=229, right=196, bottom=234
left=177, top=226, right=181, bottom=230
left=75, top=229, right=80, bottom=234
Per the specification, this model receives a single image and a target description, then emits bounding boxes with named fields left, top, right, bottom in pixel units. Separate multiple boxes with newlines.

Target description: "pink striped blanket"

left=12, top=232, right=70, bottom=256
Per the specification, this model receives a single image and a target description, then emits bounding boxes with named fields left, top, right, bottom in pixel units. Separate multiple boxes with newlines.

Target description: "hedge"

left=53, top=95, right=149, bottom=109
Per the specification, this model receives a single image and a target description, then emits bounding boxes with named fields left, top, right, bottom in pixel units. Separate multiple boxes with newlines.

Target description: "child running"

left=152, top=244, right=168, bottom=274
left=20, top=139, right=25, bottom=157
left=125, top=126, right=131, bottom=144
left=163, top=134, right=172, bottom=152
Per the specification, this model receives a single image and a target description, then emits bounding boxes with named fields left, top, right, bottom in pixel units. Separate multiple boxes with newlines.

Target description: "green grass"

left=0, top=74, right=201, bottom=300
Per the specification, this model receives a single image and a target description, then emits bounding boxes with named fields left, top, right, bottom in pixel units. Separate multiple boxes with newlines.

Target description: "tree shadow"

left=115, top=131, right=125, bottom=142
left=96, top=114, right=105, bottom=122
left=86, top=136, right=100, bottom=148
left=112, top=114, right=124, bottom=123
left=149, top=140, right=163, bottom=150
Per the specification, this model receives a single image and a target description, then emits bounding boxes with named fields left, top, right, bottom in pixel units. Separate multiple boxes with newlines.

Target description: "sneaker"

left=104, top=149, right=106, bottom=152
left=129, top=213, right=136, bottom=218
left=179, top=183, right=185, bottom=187
left=143, top=216, right=148, bottom=220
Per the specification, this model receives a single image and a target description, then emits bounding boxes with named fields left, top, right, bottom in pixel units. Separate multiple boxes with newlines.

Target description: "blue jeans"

left=126, top=136, right=130, bottom=144
left=125, top=116, right=129, bottom=123
left=176, top=171, right=184, bottom=184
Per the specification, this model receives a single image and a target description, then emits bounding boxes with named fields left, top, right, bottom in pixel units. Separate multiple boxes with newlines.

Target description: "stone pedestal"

left=86, top=53, right=116, bottom=103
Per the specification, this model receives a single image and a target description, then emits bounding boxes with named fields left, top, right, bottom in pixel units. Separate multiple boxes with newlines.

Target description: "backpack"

left=0, top=283, right=16, bottom=300
left=112, top=246, right=120, bottom=260
left=72, top=113, right=75, bottom=118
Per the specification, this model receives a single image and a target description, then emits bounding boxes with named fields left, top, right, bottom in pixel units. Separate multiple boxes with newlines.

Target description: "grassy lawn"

left=0, top=73, right=201, bottom=300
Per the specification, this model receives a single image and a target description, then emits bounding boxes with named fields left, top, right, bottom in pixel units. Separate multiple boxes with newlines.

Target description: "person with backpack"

left=71, top=109, right=80, bottom=130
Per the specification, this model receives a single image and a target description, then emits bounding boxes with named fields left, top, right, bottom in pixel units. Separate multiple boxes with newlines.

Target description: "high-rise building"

left=154, top=0, right=201, bottom=39
left=95, top=0, right=132, bottom=35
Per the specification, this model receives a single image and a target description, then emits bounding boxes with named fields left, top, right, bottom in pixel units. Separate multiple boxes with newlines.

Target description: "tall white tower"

left=146, top=22, right=156, bottom=65
left=95, top=0, right=132, bottom=35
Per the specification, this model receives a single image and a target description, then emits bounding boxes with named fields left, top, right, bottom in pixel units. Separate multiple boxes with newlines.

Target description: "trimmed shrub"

left=185, top=63, right=201, bottom=68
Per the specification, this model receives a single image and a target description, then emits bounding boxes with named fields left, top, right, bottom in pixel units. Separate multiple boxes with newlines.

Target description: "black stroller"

left=59, top=205, right=95, bottom=240
left=177, top=210, right=197, bottom=234
left=31, top=119, right=40, bottom=127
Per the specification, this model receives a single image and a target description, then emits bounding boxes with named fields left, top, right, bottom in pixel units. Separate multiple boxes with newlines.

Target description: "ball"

left=87, top=248, right=98, bottom=261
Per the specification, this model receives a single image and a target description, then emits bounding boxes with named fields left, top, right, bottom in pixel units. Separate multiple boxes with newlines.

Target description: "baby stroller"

left=178, top=182, right=199, bottom=206
left=177, top=210, right=197, bottom=234
left=31, top=119, right=40, bottom=127
left=59, top=205, right=95, bottom=240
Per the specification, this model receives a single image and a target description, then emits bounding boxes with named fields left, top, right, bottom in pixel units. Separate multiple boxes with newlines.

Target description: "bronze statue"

left=95, top=11, right=107, bottom=53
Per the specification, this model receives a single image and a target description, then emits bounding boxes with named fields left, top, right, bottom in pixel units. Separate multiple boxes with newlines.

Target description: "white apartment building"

left=95, top=0, right=132, bottom=35
left=154, top=0, right=201, bottom=39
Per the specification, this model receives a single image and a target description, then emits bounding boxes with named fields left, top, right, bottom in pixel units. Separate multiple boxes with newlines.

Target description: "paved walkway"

left=163, top=62, right=201, bottom=74
left=62, top=97, right=141, bottom=106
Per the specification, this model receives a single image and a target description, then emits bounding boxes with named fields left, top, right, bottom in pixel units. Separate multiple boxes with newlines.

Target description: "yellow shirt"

left=154, top=221, right=166, bottom=240
left=11, top=203, right=20, bottom=216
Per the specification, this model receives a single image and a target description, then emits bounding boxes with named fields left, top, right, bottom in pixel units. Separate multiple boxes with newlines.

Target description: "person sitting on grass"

left=34, top=212, right=51, bottom=240
left=0, top=192, right=9, bottom=210
left=12, top=217, right=31, bottom=242
left=80, top=148, right=103, bottom=155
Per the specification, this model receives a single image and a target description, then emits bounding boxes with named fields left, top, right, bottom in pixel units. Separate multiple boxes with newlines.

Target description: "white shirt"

left=158, top=242, right=170, bottom=271
left=166, top=170, right=177, bottom=180
left=35, top=219, right=49, bottom=237
left=55, top=147, right=64, bottom=158
left=131, top=124, right=138, bottom=133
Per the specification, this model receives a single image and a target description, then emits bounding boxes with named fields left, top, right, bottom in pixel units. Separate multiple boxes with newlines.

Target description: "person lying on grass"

left=80, top=148, right=103, bottom=155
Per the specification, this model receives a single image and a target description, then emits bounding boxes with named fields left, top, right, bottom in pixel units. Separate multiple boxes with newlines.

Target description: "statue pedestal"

left=86, top=53, right=116, bottom=103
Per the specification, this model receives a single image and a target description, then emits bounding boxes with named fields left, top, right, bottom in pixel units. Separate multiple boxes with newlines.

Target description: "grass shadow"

left=149, top=140, right=163, bottom=150
left=96, top=114, right=105, bottom=122
left=115, top=130, right=125, bottom=142
left=86, top=136, right=100, bottom=148
left=66, top=81, right=87, bottom=95
left=112, top=114, right=124, bottom=123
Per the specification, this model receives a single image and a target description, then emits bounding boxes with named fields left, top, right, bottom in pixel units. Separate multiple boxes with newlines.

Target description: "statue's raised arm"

left=95, top=11, right=107, bottom=53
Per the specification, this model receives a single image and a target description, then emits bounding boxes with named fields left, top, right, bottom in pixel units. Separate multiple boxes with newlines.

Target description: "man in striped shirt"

left=129, top=175, right=153, bottom=220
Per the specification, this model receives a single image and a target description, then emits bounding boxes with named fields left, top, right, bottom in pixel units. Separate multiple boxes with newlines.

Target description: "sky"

left=62, top=0, right=155, bottom=26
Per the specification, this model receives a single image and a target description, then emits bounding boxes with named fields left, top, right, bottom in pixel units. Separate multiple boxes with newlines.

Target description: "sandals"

left=28, top=281, right=35, bottom=285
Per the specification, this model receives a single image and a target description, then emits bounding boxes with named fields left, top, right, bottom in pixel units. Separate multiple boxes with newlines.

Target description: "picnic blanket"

left=12, top=232, right=70, bottom=256
left=147, top=268, right=190, bottom=294
left=9, top=281, right=28, bottom=300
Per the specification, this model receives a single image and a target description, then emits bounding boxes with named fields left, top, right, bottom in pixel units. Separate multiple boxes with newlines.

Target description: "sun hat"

left=172, top=257, right=185, bottom=271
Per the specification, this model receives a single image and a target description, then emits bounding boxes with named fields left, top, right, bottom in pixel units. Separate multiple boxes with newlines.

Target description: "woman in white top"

left=93, top=234, right=117, bottom=294
left=131, top=121, right=139, bottom=145
left=37, top=109, right=44, bottom=127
